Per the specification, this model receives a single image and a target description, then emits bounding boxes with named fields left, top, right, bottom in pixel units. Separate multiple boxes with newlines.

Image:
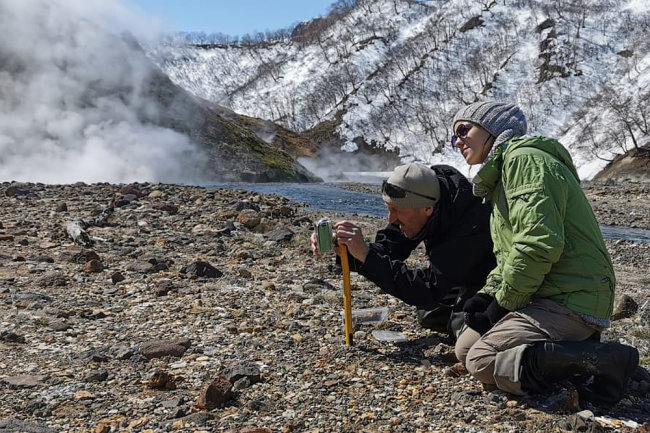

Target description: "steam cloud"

left=0, top=0, right=208, bottom=184
left=298, top=149, right=396, bottom=183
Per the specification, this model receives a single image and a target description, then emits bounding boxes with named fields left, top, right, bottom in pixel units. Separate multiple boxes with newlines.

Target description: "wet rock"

left=236, top=209, right=261, bottom=229
left=153, top=279, right=175, bottom=296
left=196, top=376, right=233, bottom=410
left=12, top=293, right=54, bottom=308
left=0, top=331, right=26, bottom=343
left=36, top=272, right=67, bottom=287
left=147, top=369, right=176, bottom=390
left=1, top=375, right=48, bottom=389
left=175, top=412, right=216, bottom=427
left=48, top=321, right=71, bottom=332
left=115, top=194, right=139, bottom=207
left=84, top=259, right=103, bottom=273
left=264, top=227, right=294, bottom=242
left=84, top=369, right=108, bottom=382
left=140, top=337, right=191, bottom=359
left=0, top=419, right=56, bottom=433
left=110, top=271, right=125, bottom=284
left=240, top=427, right=272, bottom=433
left=235, top=200, right=260, bottom=212
left=126, top=260, right=155, bottom=274
left=120, top=184, right=145, bottom=197
left=560, top=412, right=607, bottom=432
left=4, top=183, right=31, bottom=197
left=109, top=345, right=135, bottom=360
left=151, top=203, right=178, bottom=214
left=182, top=261, right=222, bottom=278
left=77, top=350, right=108, bottom=363
left=611, top=294, right=638, bottom=320
left=31, top=255, right=54, bottom=263
left=222, top=362, right=262, bottom=386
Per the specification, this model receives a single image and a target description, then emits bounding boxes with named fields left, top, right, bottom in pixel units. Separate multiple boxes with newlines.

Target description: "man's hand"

left=310, top=232, right=322, bottom=256
left=333, top=221, right=369, bottom=263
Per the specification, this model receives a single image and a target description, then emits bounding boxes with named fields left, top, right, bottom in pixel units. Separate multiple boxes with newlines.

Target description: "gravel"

left=0, top=181, right=648, bottom=432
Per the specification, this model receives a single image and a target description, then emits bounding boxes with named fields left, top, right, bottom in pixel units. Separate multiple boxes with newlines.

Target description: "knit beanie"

left=453, top=101, right=527, bottom=147
left=382, top=163, right=440, bottom=208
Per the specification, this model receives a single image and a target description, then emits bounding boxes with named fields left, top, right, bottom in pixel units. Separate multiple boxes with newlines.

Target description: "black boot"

left=520, top=340, right=639, bottom=406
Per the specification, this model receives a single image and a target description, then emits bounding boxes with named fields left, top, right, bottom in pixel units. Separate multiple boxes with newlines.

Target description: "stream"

left=210, top=182, right=650, bottom=243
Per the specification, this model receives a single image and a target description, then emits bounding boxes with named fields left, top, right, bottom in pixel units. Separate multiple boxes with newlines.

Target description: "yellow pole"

left=340, top=245, right=354, bottom=345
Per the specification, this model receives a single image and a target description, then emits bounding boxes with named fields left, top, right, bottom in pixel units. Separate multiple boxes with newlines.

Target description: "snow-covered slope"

left=147, top=0, right=650, bottom=180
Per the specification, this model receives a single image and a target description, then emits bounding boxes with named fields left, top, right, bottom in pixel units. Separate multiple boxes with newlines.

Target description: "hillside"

left=136, top=53, right=319, bottom=183
left=592, top=143, right=650, bottom=184
left=148, top=0, right=650, bottom=181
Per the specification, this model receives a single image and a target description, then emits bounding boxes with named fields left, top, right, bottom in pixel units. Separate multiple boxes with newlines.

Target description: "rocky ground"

left=0, top=180, right=649, bottom=433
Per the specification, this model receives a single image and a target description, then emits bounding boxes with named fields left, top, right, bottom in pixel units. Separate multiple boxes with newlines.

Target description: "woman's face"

left=453, top=122, right=493, bottom=165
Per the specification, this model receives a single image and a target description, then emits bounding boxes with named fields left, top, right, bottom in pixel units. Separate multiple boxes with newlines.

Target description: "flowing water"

left=210, top=182, right=650, bottom=243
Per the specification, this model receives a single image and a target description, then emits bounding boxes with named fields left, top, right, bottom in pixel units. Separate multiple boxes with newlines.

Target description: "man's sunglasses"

left=382, top=180, right=437, bottom=201
left=451, top=123, right=474, bottom=147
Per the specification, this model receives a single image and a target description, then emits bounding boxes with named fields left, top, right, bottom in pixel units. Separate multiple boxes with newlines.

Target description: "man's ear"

left=424, top=206, right=435, bottom=217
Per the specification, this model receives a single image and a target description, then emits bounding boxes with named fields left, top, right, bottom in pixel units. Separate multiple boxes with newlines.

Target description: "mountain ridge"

left=148, top=0, right=650, bottom=181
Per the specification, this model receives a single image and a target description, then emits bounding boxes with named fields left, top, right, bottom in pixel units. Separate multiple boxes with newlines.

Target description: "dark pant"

left=417, top=285, right=480, bottom=340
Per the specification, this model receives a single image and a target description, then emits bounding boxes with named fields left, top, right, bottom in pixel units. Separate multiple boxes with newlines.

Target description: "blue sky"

left=128, top=0, right=336, bottom=36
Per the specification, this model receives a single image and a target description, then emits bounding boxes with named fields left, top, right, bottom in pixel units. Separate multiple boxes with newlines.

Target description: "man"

left=451, top=100, right=638, bottom=406
left=311, top=163, right=495, bottom=340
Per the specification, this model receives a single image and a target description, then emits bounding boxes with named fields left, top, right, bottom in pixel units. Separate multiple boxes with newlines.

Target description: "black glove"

left=462, top=293, right=492, bottom=315
left=464, top=297, right=509, bottom=335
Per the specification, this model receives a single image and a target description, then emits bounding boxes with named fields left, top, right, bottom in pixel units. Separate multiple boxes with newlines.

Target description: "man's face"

left=385, top=203, right=434, bottom=239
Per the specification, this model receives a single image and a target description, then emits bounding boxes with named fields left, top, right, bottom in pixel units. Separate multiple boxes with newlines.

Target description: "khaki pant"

left=454, top=299, right=598, bottom=394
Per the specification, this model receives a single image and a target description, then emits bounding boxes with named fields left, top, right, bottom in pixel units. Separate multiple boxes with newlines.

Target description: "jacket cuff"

left=494, top=282, right=530, bottom=311
left=357, top=245, right=380, bottom=277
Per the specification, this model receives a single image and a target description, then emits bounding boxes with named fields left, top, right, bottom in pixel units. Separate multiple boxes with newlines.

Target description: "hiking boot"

left=520, top=340, right=639, bottom=406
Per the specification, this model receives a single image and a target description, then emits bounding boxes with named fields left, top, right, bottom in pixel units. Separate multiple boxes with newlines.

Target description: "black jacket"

left=350, top=164, right=495, bottom=307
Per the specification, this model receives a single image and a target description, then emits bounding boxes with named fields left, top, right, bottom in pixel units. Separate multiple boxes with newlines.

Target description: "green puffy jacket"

left=473, top=136, right=615, bottom=320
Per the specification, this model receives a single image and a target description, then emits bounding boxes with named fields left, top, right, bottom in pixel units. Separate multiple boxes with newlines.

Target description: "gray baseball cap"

left=382, top=163, right=440, bottom=208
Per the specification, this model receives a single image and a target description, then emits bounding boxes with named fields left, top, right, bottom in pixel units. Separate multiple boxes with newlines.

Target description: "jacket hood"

left=412, top=164, right=477, bottom=242
left=507, top=136, right=580, bottom=182
left=473, top=136, right=580, bottom=200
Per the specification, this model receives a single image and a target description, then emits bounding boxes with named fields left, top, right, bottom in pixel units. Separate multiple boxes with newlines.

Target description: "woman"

left=451, top=101, right=638, bottom=406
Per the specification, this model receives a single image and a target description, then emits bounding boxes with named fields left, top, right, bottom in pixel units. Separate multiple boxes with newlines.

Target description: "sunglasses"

left=451, top=123, right=474, bottom=147
left=382, top=180, right=437, bottom=201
